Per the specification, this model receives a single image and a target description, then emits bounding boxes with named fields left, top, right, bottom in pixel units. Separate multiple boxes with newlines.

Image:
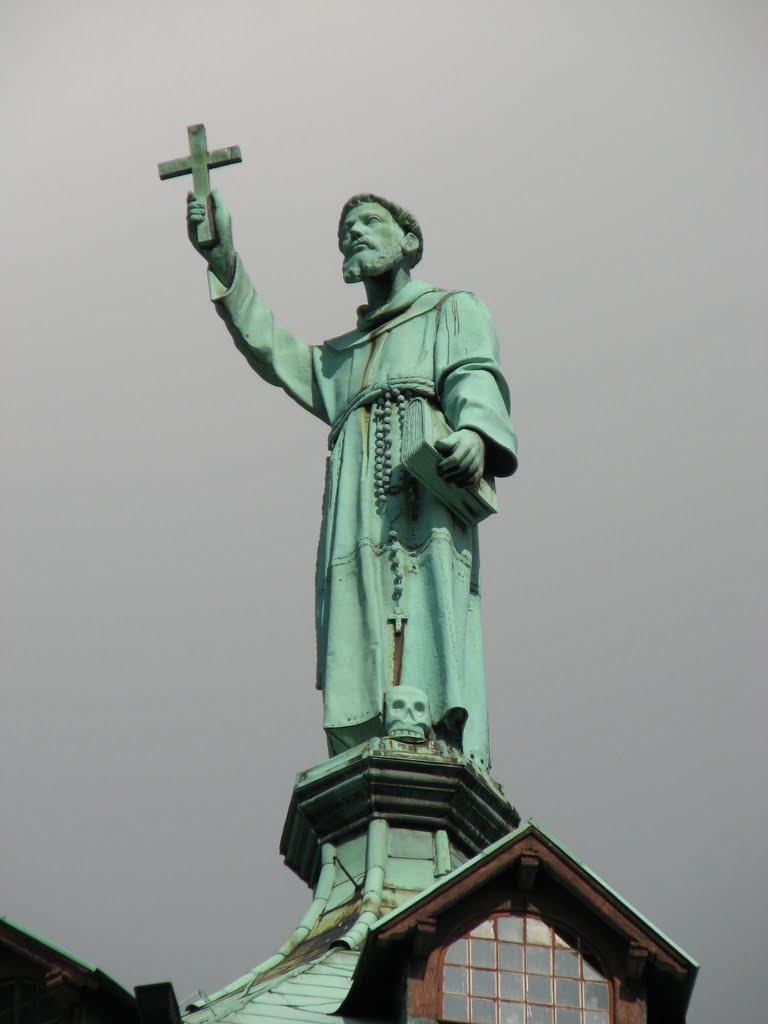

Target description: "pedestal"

left=281, top=737, right=520, bottom=917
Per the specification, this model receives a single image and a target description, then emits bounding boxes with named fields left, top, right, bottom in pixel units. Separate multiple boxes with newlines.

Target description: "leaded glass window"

left=441, top=914, right=611, bottom=1024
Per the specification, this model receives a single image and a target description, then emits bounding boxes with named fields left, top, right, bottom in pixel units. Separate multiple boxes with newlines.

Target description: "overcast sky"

left=2, top=2, right=766, bottom=1022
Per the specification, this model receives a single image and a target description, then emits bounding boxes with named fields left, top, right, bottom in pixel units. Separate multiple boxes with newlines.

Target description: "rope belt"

left=327, top=376, right=435, bottom=449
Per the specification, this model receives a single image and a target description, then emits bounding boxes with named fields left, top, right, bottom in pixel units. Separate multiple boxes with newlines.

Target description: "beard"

left=342, top=239, right=404, bottom=284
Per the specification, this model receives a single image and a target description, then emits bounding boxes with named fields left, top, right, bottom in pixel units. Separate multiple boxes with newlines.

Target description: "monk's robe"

left=209, top=260, right=517, bottom=769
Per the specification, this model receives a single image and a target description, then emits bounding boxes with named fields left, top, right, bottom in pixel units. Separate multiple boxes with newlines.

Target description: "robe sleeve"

left=208, top=255, right=330, bottom=423
left=436, top=291, right=518, bottom=477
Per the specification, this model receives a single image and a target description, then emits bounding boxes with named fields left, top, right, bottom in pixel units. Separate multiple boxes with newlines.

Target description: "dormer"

left=342, top=822, right=697, bottom=1024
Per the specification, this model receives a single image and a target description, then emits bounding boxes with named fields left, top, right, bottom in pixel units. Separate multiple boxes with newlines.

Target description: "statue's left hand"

left=435, top=429, right=486, bottom=487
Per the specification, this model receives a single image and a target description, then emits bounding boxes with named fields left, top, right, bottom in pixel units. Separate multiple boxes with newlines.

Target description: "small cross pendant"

left=388, top=609, right=408, bottom=636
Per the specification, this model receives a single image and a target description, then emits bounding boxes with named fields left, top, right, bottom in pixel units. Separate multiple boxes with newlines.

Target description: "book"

left=401, top=397, right=498, bottom=526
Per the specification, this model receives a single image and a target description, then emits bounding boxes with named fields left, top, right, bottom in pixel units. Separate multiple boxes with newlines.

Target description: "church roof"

left=183, top=947, right=368, bottom=1024
left=182, top=820, right=697, bottom=1024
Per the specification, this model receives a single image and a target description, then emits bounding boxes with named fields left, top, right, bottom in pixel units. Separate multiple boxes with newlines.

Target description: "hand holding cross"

left=159, top=123, right=241, bottom=243
left=159, top=124, right=241, bottom=285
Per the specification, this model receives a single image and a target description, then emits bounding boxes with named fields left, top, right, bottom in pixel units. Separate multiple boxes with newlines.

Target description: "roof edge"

left=0, top=916, right=135, bottom=1000
left=527, top=821, right=699, bottom=970
left=371, top=820, right=698, bottom=971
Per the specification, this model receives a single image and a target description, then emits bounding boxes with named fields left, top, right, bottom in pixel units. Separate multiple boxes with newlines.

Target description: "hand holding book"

left=401, top=398, right=498, bottom=526
left=435, top=429, right=486, bottom=488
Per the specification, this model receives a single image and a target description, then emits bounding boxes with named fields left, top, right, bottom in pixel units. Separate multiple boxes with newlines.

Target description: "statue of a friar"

left=186, top=189, right=517, bottom=769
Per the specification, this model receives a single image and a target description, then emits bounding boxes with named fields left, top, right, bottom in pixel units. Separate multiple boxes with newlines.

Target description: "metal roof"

left=182, top=818, right=698, bottom=1024
left=183, top=948, right=373, bottom=1024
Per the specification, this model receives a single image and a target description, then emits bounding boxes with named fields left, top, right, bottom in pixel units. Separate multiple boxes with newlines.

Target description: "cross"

left=388, top=609, right=408, bottom=635
left=388, top=608, right=408, bottom=687
left=158, top=123, right=242, bottom=248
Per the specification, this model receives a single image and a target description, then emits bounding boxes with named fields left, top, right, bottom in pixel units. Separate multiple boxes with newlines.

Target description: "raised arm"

left=186, top=192, right=328, bottom=422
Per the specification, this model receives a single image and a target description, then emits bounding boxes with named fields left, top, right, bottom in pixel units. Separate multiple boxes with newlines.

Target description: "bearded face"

left=339, top=201, right=410, bottom=284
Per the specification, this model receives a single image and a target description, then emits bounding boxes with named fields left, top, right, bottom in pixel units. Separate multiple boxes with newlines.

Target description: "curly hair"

left=338, top=193, right=423, bottom=268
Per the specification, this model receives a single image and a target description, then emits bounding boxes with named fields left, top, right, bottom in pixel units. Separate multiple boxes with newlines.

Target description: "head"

left=338, top=193, right=423, bottom=284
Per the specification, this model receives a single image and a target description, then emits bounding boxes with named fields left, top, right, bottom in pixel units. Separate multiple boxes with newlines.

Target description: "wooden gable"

left=0, top=918, right=137, bottom=1024
left=340, top=824, right=697, bottom=1024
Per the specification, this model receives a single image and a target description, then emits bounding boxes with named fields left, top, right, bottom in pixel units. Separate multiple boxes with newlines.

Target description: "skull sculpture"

left=384, top=686, right=432, bottom=743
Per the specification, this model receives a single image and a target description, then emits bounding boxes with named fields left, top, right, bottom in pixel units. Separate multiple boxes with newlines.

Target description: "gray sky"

left=2, top=2, right=766, bottom=1021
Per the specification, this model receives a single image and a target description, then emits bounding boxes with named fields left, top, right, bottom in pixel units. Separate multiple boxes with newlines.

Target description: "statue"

left=177, top=157, right=517, bottom=769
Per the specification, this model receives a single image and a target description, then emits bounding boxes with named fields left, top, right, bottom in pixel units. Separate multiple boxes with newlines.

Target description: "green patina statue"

left=183, top=178, right=517, bottom=769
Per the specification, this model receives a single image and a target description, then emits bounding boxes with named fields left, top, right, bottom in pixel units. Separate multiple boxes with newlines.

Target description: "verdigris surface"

left=179, top=167, right=517, bottom=767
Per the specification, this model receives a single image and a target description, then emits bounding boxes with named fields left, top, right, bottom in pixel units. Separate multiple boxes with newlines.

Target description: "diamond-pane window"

left=440, top=914, right=610, bottom=1024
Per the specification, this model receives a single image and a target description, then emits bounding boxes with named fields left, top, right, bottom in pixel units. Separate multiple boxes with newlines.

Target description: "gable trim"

left=369, top=822, right=697, bottom=974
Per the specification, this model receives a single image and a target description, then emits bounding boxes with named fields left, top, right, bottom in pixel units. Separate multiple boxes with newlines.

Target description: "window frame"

left=438, top=912, right=613, bottom=1024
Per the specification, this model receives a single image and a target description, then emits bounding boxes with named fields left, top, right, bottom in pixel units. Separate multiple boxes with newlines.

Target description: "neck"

left=363, top=265, right=412, bottom=311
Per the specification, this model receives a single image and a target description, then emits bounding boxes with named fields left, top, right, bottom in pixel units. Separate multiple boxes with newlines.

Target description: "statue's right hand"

left=187, top=189, right=235, bottom=285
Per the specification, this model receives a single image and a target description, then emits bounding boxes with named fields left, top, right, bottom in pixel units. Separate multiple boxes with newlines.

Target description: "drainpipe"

left=333, top=818, right=389, bottom=950
left=242, top=841, right=337, bottom=994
